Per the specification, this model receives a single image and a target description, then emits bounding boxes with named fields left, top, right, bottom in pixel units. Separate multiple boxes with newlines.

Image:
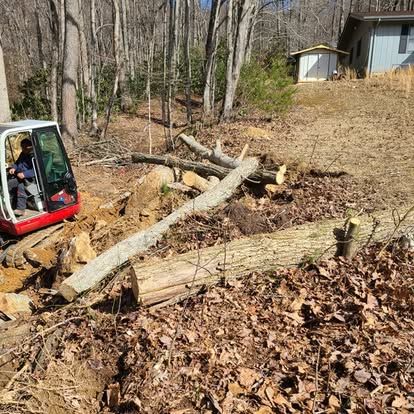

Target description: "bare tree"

left=202, top=0, right=221, bottom=118
left=61, top=0, right=80, bottom=148
left=222, top=0, right=258, bottom=120
left=0, top=37, right=11, bottom=122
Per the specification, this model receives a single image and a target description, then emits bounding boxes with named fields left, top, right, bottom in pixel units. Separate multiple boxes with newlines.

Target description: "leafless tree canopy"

left=0, top=0, right=413, bottom=142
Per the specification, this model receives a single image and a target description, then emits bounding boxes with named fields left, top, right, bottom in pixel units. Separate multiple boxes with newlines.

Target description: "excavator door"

left=31, top=126, right=78, bottom=212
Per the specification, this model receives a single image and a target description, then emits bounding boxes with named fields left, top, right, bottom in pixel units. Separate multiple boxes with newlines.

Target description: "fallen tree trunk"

left=178, top=133, right=286, bottom=184
left=132, top=153, right=280, bottom=184
left=131, top=207, right=414, bottom=306
left=59, top=158, right=259, bottom=301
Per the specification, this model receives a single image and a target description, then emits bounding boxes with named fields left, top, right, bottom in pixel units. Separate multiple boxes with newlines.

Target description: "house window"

left=408, top=26, right=414, bottom=52
left=357, top=39, right=362, bottom=57
left=399, top=24, right=414, bottom=53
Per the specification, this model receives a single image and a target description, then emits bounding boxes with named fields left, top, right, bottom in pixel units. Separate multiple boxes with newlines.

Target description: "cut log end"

left=342, top=217, right=361, bottom=258
left=275, top=165, right=287, bottom=185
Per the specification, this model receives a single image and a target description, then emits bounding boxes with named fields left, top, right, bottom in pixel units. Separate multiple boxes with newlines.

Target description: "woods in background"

left=1, top=0, right=413, bottom=148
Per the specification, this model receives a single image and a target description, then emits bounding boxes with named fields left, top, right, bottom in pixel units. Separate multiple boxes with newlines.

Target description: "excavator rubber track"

left=4, top=224, right=64, bottom=269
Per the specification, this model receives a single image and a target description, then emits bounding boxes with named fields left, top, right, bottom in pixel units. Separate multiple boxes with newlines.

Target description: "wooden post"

left=342, top=217, right=361, bottom=258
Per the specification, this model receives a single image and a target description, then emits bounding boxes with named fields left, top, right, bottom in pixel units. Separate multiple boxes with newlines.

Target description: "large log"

left=178, top=134, right=286, bottom=184
left=131, top=207, right=414, bottom=306
left=59, top=158, right=259, bottom=301
left=132, top=153, right=281, bottom=184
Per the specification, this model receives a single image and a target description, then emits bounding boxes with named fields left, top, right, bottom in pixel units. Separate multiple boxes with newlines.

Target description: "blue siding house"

left=338, top=11, right=414, bottom=76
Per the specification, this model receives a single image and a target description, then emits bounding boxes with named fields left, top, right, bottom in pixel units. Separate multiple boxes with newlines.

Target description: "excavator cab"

left=0, top=120, right=80, bottom=237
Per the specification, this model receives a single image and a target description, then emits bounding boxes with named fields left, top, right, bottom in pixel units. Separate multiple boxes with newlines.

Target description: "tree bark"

left=59, top=158, right=259, bottom=301
left=184, top=0, right=192, bottom=123
left=61, top=0, right=80, bottom=148
left=222, top=0, right=257, bottom=120
left=131, top=152, right=285, bottom=185
left=49, top=0, right=59, bottom=122
left=131, top=207, right=414, bottom=306
left=0, top=38, right=11, bottom=123
left=203, top=0, right=221, bottom=117
left=89, top=0, right=99, bottom=135
left=101, top=0, right=121, bottom=139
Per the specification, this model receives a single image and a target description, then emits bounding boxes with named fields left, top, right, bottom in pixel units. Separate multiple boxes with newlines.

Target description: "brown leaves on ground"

left=9, top=243, right=409, bottom=413
left=156, top=170, right=382, bottom=257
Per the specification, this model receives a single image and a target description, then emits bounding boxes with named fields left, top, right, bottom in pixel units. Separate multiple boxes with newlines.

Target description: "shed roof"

left=290, top=44, right=349, bottom=56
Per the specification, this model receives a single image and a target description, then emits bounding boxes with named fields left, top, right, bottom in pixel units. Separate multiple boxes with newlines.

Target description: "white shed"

left=291, top=44, right=349, bottom=82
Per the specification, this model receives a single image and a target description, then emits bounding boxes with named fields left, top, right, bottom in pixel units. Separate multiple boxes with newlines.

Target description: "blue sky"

left=200, top=0, right=212, bottom=9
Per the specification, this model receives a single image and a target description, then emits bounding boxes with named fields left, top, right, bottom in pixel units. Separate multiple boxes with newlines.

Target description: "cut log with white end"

left=238, top=144, right=249, bottom=161
left=58, top=158, right=259, bottom=301
left=207, top=176, right=220, bottom=187
left=182, top=171, right=219, bottom=192
left=275, top=164, right=287, bottom=185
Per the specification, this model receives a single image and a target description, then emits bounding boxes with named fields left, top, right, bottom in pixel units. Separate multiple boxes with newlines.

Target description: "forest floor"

left=0, top=78, right=413, bottom=413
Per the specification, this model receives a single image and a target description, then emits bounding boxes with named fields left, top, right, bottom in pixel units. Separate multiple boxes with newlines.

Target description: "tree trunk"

left=59, top=158, right=259, bottom=301
left=61, top=0, right=80, bottom=148
left=0, top=39, right=11, bottom=123
left=89, top=0, right=99, bottom=135
left=49, top=0, right=59, bottom=122
left=166, top=0, right=181, bottom=149
left=131, top=207, right=414, bottom=306
left=184, top=0, right=192, bottom=124
left=78, top=0, right=91, bottom=121
left=119, top=0, right=131, bottom=111
left=101, top=0, right=122, bottom=139
left=202, top=0, right=221, bottom=117
left=222, top=0, right=258, bottom=120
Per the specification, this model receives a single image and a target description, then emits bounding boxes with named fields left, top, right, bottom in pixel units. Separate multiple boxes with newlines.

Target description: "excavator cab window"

left=32, top=127, right=77, bottom=212
left=3, top=131, right=45, bottom=218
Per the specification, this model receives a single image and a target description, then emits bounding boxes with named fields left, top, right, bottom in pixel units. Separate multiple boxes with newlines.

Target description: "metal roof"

left=291, top=44, right=349, bottom=56
left=0, top=120, right=58, bottom=135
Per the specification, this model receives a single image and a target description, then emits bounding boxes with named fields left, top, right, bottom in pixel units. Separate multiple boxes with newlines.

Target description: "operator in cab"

left=8, top=138, right=35, bottom=217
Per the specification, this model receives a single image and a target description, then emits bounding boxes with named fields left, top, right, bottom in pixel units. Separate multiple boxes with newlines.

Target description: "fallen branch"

left=59, top=158, right=259, bottom=301
left=130, top=207, right=414, bottom=306
left=132, top=153, right=280, bottom=184
left=178, top=133, right=286, bottom=184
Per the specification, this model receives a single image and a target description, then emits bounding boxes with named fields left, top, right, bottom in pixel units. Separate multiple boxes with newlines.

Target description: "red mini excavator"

left=0, top=120, right=80, bottom=265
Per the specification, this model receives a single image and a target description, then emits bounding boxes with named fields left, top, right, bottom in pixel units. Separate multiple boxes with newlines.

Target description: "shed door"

left=317, top=53, right=330, bottom=80
left=306, top=53, right=319, bottom=80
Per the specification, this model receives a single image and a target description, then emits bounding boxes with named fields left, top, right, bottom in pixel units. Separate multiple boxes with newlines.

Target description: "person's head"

left=20, top=138, right=32, bottom=155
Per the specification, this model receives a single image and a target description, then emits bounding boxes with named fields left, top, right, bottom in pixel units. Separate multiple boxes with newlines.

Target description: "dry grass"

left=342, top=66, right=359, bottom=80
left=368, top=65, right=414, bottom=97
